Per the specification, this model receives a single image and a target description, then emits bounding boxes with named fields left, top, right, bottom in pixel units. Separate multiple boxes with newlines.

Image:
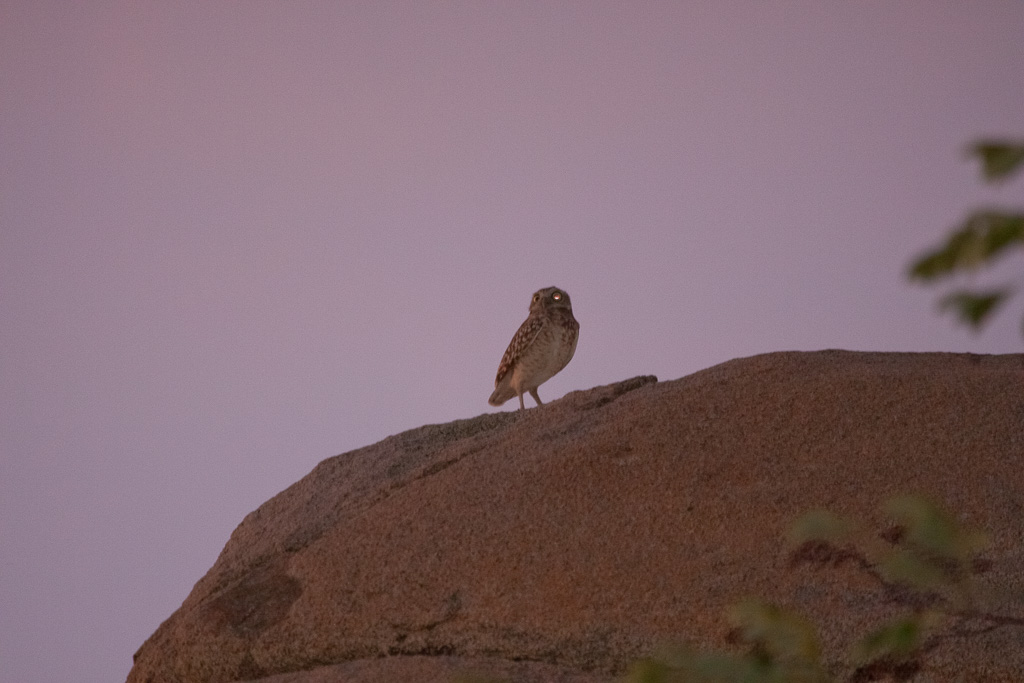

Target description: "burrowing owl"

left=488, top=286, right=579, bottom=410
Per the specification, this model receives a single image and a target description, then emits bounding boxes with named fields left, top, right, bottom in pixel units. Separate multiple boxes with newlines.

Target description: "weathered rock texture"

left=128, top=351, right=1024, bottom=683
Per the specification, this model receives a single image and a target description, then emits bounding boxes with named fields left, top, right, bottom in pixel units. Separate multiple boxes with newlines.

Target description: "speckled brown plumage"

left=489, top=286, right=579, bottom=410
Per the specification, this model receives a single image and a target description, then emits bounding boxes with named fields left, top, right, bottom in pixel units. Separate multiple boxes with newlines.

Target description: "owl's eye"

left=551, top=292, right=562, bottom=301
left=533, top=294, right=540, bottom=302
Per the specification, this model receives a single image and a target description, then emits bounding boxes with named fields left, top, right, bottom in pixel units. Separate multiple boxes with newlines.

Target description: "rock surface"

left=128, top=350, right=1024, bottom=683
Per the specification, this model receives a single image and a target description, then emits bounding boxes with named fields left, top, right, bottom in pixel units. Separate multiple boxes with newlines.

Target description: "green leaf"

left=938, top=290, right=1011, bottom=328
left=851, top=614, right=923, bottom=665
left=970, top=141, right=1024, bottom=182
left=684, top=652, right=770, bottom=683
left=979, top=212, right=1024, bottom=254
left=909, top=211, right=1024, bottom=281
left=788, top=510, right=854, bottom=547
left=626, top=657, right=674, bottom=683
left=877, top=547, right=948, bottom=591
left=727, top=600, right=822, bottom=664
left=626, top=648, right=773, bottom=683
left=885, top=495, right=988, bottom=562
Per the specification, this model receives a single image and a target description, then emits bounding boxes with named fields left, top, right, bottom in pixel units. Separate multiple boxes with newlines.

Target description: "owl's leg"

left=518, top=393, right=526, bottom=411
left=529, top=388, right=543, bottom=407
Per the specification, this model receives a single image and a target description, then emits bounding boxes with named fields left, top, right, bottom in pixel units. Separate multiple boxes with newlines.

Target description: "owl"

left=488, top=286, right=580, bottom=410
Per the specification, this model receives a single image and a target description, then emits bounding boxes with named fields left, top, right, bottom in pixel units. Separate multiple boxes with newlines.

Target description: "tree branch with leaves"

left=908, top=140, right=1024, bottom=334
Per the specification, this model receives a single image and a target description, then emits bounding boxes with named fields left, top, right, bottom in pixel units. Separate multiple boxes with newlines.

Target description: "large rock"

left=128, top=351, right=1024, bottom=683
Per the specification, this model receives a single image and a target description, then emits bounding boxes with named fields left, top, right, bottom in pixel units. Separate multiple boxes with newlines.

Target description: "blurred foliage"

left=909, top=139, right=1024, bottom=334
left=787, top=510, right=854, bottom=548
left=849, top=614, right=931, bottom=668
left=628, top=495, right=990, bottom=683
left=971, top=141, right=1024, bottom=182
left=884, top=495, right=988, bottom=568
left=937, top=289, right=1011, bottom=327
left=627, top=601, right=828, bottom=683
left=910, top=212, right=1024, bottom=278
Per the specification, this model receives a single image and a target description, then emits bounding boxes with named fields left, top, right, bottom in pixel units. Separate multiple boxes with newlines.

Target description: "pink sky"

left=2, top=3, right=1023, bottom=681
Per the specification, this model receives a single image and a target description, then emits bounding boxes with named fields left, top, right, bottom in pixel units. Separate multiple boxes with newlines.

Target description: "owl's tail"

left=488, top=385, right=515, bottom=407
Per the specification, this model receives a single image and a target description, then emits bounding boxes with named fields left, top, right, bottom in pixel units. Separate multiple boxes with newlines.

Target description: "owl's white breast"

left=509, top=317, right=578, bottom=394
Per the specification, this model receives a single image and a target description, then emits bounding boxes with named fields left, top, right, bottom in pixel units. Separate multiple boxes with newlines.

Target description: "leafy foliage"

left=937, top=290, right=1010, bottom=327
left=884, top=495, right=988, bottom=567
left=850, top=615, right=925, bottom=666
left=787, top=510, right=854, bottom=548
left=909, top=211, right=1024, bottom=279
left=627, top=624, right=827, bottom=683
left=971, top=140, right=1024, bottom=182
left=630, top=495, right=993, bottom=683
left=909, top=140, right=1024, bottom=334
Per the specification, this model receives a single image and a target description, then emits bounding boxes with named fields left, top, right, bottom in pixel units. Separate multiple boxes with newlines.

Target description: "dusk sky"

left=2, top=3, right=1023, bottom=682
